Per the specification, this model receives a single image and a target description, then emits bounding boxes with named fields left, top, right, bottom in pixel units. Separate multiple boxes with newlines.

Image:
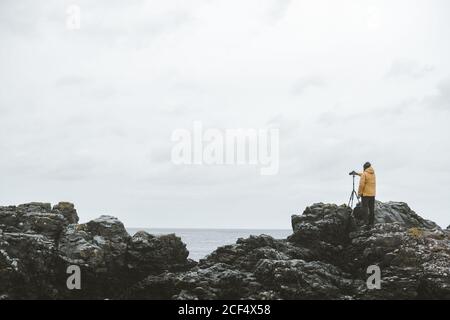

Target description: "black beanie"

left=363, top=162, right=371, bottom=170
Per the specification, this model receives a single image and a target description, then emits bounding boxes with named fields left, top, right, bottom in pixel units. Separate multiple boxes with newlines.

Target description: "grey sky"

left=1, top=0, right=449, bottom=229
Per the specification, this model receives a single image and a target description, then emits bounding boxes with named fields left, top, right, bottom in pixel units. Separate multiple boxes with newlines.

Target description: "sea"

left=126, top=228, right=292, bottom=261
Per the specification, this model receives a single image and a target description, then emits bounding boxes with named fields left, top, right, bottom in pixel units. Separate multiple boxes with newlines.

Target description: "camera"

left=349, top=170, right=358, bottom=176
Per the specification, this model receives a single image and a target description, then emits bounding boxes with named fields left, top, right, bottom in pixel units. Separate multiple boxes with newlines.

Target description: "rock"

left=124, top=263, right=262, bottom=300
left=349, top=224, right=450, bottom=299
left=124, top=235, right=312, bottom=299
left=1, top=200, right=449, bottom=299
left=254, top=259, right=356, bottom=299
left=200, top=234, right=312, bottom=271
left=374, top=201, right=439, bottom=229
left=0, top=202, right=73, bottom=239
left=124, top=234, right=355, bottom=300
left=85, top=215, right=129, bottom=241
left=52, top=202, right=79, bottom=224
left=58, top=216, right=130, bottom=273
left=125, top=201, right=450, bottom=300
left=55, top=216, right=133, bottom=298
left=0, top=203, right=193, bottom=299
left=289, top=203, right=352, bottom=245
left=127, top=231, right=194, bottom=278
left=0, top=231, right=63, bottom=299
left=287, top=203, right=352, bottom=267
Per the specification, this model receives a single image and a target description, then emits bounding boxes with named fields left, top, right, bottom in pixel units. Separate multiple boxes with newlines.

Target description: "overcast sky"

left=1, top=0, right=449, bottom=229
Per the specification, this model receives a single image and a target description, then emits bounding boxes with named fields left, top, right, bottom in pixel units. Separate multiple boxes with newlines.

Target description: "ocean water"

left=127, top=228, right=292, bottom=261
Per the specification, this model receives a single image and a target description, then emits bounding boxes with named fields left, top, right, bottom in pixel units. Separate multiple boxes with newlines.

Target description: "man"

left=358, top=162, right=376, bottom=226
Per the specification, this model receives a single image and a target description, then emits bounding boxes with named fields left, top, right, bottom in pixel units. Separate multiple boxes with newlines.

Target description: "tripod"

left=348, top=174, right=360, bottom=208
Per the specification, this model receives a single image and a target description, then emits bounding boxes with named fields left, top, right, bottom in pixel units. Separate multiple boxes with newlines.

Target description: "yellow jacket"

left=358, top=166, right=376, bottom=197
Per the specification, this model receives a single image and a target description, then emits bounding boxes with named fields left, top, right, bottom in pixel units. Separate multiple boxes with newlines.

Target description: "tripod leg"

left=348, top=192, right=354, bottom=208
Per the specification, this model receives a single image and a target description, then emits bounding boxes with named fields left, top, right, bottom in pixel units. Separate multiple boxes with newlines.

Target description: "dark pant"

left=362, top=196, right=375, bottom=225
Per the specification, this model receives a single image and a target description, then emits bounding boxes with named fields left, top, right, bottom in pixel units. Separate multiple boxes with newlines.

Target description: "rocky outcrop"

left=374, top=201, right=438, bottom=229
left=1, top=200, right=449, bottom=299
left=0, top=203, right=70, bottom=239
left=127, top=231, right=194, bottom=278
left=125, top=202, right=450, bottom=300
left=0, top=203, right=193, bottom=299
left=348, top=223, right=450, bottom=299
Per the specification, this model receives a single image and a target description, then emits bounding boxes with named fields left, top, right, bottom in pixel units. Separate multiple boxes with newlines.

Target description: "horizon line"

left=125, top=226, right=292, bottom=231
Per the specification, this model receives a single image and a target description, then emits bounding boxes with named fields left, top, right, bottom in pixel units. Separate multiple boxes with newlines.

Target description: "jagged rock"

left=86, top=215, right=129, bottom=241
left=127, top=231, right=194, bottom=278
left=254, top=259, right=357, bottom=299
left=124, top=263, right=262, bottom=300
left=0, top=203, right=193, bottom=299
left=374, top=202, right=438, bottom=229
left=0, top=231, right=62, bottom=299
left=0, top=203, right=75, bottom=240
left=200, top=235, right=312, bottom=271
left=124, top=234, right=355, bottom=300
left=125, top=201, right=450, bottom=300
left=349, top=224, right=450, bottom=299
left=1, top=200, right=449, bottom=299
left=54, top=216, right=134, bottom=298
left=287, top=203, right=352, bottom=267
left=58, top=216, right=130, bottom=273
left=124, top=235, right=314, bottom=299
left=289, top=203, right=352, bottom=245
left=52, top=202, right=79, bottom=224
